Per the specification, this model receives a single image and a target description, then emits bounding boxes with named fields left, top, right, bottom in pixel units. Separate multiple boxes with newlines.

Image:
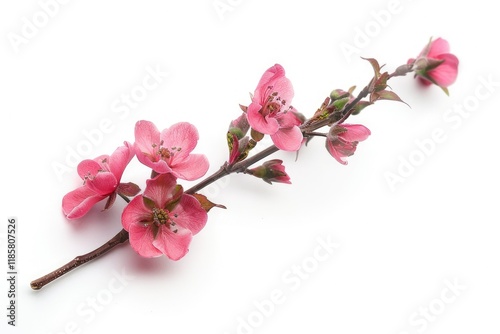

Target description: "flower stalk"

left=30, top=229, right=130, bottom=290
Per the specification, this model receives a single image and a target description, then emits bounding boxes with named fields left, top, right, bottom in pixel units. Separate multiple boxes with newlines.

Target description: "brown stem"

left=185, top=164, right=230, bottom=195
left=30, top=229, right=130, bottom=290
left=331, top=86, right=371, bottom=126
left=185, top=145, right=281, bottom=194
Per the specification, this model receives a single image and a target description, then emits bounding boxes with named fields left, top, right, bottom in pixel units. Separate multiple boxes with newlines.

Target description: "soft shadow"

left=121, top=246, right=174, bottom=277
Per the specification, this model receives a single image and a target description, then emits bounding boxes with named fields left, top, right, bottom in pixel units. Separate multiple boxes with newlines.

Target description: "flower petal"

left=254, top=64, right=294, bottom=106
left=86, top=172, right=118, bottom=195
left=134, top=120, right=161, bottom=152
left=276, top=110, right=302, bottom=128
left=170, top=154, right=209, bottom=181
left=339, top=124, right=371, bottom=142
left=152, top=226, right=193, bottom=260
left=161, top=122, right=200, bottom=161
left=121, top=195, right=151, bottom=231
left=134, top=120, right=161, bottom=167
left=270, top=126, right=303, bottom=151
left=247, top=102, right=280, bottom=135
left=429, top=53, right=459, bottom=87
left=128, top=223, right=163, bottom=258
left=143, top=174, right=178, bottom=208
left=325, top=140, right=348, bottom=165
left=108, top=141, right=135, bottom=181
left=77, top=159, right=102, bottom=179
left=172, top=194, right=208, bottom=235
left=146, top=158, right=174, bottom=174
left=426, top=38, right=450, bottom=58
left=62, top=186, right=106, bottom=219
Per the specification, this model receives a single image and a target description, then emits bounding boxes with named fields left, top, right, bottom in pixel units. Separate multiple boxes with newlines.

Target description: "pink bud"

left=325, top=124, right=371, bottom=165
left=408, top=37, right=459, bottom=93
left=248, top=159, right=291, bottom=184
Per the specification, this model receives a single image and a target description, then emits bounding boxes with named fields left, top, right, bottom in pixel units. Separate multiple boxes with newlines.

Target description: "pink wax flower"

left=247, top=64, right=303, bottom=151
left=409, top=38, right=459, bottom=92
left=248, top=159, right=291, bottom=184
left=326, top=124, right=371, bottom=165
left=134, top=120, right=209, bottom=181
left=62, top=142, right=136, bottom=219
left=121, top=173, right=208, bottom=260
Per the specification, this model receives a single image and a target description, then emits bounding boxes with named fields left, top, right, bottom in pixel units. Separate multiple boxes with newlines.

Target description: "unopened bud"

left=330, top=89, right=350, bottom=101
left=247, top=159, right=291, bottom=184
left=228, top=112, right=250, bottom=137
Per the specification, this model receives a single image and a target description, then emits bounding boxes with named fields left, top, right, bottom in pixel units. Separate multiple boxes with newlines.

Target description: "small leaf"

left=351, top=101, right=372, bottom=115
left=375, top=90, right=410, bottom=107
left=238, top=137, right=257, bottom=162
left=143, top=196, right=156, bottom=210
left=362, top=57, right=381, bottom=78
left=193, top=193, right=227, bottom=212
left=166, top=184, right=184, bottom=211
left=103, top=192, right=117, bottom=211
left=117, top=182, right=141, bottom=197
left=251, top=128, right=264, bottom=142
left=308, top=97, right=330, bottom=124
left=374, top=72, right=389, bottom=92
left=228, top=127, right=245, bottom=140
left=332, top=97, right=349, bottom=111
left=227, top=132, right=240, bottom=164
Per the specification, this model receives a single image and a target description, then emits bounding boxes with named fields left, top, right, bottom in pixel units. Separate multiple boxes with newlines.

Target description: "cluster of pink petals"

left=247, top=64, right=303, bottom=151
left=326, top=124, right=371, bottom=165
left=134, top=120, right=209, bottom=181
left=409, top=38, right=459, bottom=89
left=121, top=173, right=207, bottom=260
left=62, top=142, right=135, bottom=219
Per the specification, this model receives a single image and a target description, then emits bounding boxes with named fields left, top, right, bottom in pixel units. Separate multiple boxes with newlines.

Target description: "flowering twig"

left=31, top=37, right=459, bottom=290
left=30, top=78, right=381, bottom=289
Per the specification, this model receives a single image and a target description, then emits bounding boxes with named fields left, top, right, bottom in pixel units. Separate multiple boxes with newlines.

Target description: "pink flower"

left=326, top=124, right=371, bottom=165
left=248, top=159, right=291, bottom=184
left=62, top=142, right=136, bottom=219
left=409, top=38, right=459, bottom=90
left=134, top=120, right=209, bottom=180
left=247, top=64, right=303, bottom=151
left=121, top=173, right=208, bottom=260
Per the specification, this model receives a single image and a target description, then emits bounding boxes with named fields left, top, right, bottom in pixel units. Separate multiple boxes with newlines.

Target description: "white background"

left=1, top=1, right=499, bottom=333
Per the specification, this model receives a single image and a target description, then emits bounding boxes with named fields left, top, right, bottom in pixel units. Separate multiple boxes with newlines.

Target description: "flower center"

left=152, top=140, right=183, bottom=162
left=152, top=207, right=179, bottom=233
left=158, top=147, right=171, bottom=159
left=261, top=86, right=290, bottom=117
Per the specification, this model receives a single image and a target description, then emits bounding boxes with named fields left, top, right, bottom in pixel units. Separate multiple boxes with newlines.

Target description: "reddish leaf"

left=117, top=182, right=141, bottom=197
left=193, top=193, right=227, bottom=212
left=362, top=57, right=381, bottom=78
left=375, top=90, right=410, bottom=106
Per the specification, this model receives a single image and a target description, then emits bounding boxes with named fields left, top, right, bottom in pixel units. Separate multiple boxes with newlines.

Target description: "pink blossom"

left=121, top=173, right=208, bottom=260
left=326, top=124, right=371, bottom=165
left=62, top=142, right=136, bottom=219
left=134, top=120, right=209, bottom=180
left=247, top=64, right=303, bottom=151
left=409, top=38, right=459, bottom=90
